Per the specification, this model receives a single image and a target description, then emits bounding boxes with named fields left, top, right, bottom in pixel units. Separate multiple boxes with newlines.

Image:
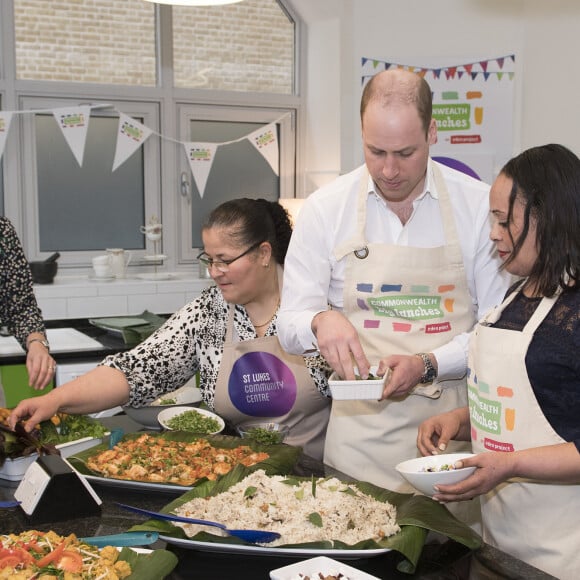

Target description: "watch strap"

left=27, top=338, right=50, bottom=352
left=416, top=352, right=437, bottom=384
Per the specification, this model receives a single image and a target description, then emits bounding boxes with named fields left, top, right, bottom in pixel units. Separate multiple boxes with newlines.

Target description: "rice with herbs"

left=174, top=469, right=400, bottom=546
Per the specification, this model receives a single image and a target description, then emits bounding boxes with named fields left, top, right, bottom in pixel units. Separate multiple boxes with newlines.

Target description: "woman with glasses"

left=10, top=199, right=331, bottom=460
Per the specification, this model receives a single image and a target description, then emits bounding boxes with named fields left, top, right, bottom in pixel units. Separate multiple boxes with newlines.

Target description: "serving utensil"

left=80, top=531, right=159, bottom=548
left=0, top=500, right=21, bottom=508
left=116, top=503, right=281, bottom=544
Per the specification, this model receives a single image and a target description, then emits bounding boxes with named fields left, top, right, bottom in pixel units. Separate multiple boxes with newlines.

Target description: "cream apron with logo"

left=324, top=166, right=475, bottom=493
left=469, top=287, right=580, bottom=579
left=215, top=306, right=330, bottom=460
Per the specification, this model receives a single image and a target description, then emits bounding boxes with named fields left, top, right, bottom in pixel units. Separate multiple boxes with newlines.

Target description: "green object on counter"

left=89, top=310, right=167, bottom=346
left=0, top=364, right=53, bottom=408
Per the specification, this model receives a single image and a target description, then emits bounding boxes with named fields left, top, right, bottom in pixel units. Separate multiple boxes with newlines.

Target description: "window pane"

left=35, top=115, right=145, bottom=252
left=14, top=0, right=156, bottom=85
left=188, top=120, right=279, bottom=248
left=173, top=0, right=294, bottom=94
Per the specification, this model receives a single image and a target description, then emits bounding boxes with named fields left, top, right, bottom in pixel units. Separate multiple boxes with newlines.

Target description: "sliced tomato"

left=36, top=540, right=65, bottom=567
left=56, top=550, right=83, bottom=573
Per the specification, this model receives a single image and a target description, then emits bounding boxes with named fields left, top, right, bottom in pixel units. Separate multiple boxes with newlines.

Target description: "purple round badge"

left=229, top=352, right=297, bottom=417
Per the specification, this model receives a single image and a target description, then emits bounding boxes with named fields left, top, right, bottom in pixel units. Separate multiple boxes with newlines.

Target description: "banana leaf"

left=119, top=547, right=178, bottom=580
left=128, top=464, right=482, bottom=574
left=68, top=431, right=302, bottom=489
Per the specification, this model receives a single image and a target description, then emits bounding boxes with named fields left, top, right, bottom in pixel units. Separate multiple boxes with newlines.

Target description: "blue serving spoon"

left=80, top=531, right=159, bottom=548
left=116, top=503, right=281, bottom=544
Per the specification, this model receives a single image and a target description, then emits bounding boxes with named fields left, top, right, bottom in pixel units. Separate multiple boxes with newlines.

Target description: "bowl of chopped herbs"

left=157, top=407, right=225, bottom=435
left=236, top=422, right=290, bottom=445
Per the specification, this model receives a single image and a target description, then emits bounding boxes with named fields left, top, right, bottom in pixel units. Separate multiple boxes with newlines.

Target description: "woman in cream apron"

left=468, top=286, right=580, bottom=579
left=324, top=165, right=475, bottom=492
left=215, top=305, right=330, bottom=461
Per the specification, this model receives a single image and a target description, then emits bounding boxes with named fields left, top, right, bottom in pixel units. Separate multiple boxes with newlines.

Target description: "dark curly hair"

left=202, top=198, right=292, bottom=265
left=500, top=143, right=580, bottom=296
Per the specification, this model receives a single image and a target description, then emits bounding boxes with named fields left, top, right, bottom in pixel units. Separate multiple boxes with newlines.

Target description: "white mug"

left=92, top=255, right=113, bottom=278
left=106, top=248, right=132, bottom=279
left=140, top=223, right=163, bottom=241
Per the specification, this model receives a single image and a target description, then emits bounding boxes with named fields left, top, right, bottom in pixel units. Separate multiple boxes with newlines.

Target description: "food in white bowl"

left=236, top=422, right=290, bottom=445
left=395, top=453, right=476, bottom=497
left=157, top=406, right=225, bottom=435
left=328, top=366, right=387, bottom=400
left=122, top=386, right=202, bottom=429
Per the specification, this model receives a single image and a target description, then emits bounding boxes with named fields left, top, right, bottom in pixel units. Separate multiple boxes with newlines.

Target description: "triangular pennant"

left=432, top=69, right=441, bottom=79
left=0, top=112, right=14, bottom=161
left=248, top=123, right=279, bottom=175
left=463, top=64, right=473, bottom=74
left=112, top=113, right=153, bottom=172
left=479, top=60, right=489, bottom=72
left=483, top=72, right=491, bottom=81
left=52, top=106, right=91, bottom=167
left=183, top=142, right=218, bottom=198
left=496, top=57, right=505, bottom=69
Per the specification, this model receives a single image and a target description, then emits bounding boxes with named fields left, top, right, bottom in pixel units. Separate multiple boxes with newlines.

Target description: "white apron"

left=215, top=306, right=330, bottom=461
left=324, top=165, right=475, bottom=493
left=469, top=285, right=580, bottom=579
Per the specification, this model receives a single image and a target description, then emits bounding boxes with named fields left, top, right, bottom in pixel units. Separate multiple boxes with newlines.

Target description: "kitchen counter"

left=0, top=416, right=556, bottom=579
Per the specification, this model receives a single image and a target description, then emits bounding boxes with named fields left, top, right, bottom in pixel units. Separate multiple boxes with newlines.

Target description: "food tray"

left=0, top=434, right=108, bottom=481
left=328, top=366, right=385, bottom=400
left=270, top=556, right=380, bottom=579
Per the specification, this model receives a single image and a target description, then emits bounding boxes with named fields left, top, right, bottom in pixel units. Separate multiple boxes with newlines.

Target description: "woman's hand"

left=26, top=340, right=56, bottom=390
left=431, top=452, right=516, bottom=502
left=9, top=394, right=60, bottom=432
left=417, top=407, right=470, bottom=455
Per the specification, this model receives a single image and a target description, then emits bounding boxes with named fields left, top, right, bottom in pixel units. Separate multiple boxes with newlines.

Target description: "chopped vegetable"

left=165, top=410, right=221, bottom=434
left=157, top=398, right=177, bottom=406
left=242, top=427, right=285, bottom=445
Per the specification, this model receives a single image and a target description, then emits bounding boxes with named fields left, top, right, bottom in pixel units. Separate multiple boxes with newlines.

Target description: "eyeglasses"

left=197, top=240, right=263, bottom=273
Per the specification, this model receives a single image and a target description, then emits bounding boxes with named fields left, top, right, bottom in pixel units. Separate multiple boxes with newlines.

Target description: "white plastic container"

left=270, top=556, right=380, bottom=580
left=328, top=366, right=386, bottom=400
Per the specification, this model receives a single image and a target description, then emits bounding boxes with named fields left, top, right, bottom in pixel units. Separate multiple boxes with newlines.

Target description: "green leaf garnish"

left=308, top=512, right=323, bottom=527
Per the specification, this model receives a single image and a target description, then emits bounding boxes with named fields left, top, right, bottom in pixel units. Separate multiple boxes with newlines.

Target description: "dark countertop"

left=0, top=416, right=556, bottom=580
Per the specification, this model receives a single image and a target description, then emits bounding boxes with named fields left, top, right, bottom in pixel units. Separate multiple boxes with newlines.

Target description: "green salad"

left=165, top=410, right=221, bottom=434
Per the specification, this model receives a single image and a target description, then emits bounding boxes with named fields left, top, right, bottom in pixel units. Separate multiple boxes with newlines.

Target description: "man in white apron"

left=278, top=70, right=511, bottom=500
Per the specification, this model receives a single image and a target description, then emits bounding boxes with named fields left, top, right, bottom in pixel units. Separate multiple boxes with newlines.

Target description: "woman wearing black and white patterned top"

left=11, top=200, right=331, bottom=459
left=0, top=217, right=56, bottom=397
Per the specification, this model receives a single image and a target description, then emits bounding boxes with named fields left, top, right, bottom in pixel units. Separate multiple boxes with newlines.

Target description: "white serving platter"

left=0, top=434, right=108, bottom=481
left=270, top=555, right=381, bottom=579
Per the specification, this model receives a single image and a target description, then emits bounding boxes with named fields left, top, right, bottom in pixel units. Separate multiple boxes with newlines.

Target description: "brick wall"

left=13, top=0, right=294, bottom=93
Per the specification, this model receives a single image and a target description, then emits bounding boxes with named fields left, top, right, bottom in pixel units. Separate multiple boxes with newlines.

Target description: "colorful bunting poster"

left=248, top=122, right=279, bottom=175
left=52, top=106, right=91, bottom=167
left=0, top=112, right=13, bottom=161
left=183, top=142, right=219, bottom=198
left=361, top=55, right=515, bottom=183
left=112, top=113, right=154, bottom=172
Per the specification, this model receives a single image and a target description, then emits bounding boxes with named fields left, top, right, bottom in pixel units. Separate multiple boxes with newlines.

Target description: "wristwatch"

left=27, top=338, right=50, bottom=352
left=416, top=352, right=437, bottom=384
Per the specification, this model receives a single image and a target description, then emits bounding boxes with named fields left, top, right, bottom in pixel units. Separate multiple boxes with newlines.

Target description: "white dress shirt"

left=278, top=159, right=513, bottom=380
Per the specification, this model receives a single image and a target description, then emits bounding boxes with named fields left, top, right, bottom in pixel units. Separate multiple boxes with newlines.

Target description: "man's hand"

left=376, top=354, right=428, bottom=399
left=312, top=311, right=369, bottom=380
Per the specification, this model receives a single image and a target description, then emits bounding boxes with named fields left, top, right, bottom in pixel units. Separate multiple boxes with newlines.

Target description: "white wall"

left=289, top=0, right=580, bottom=188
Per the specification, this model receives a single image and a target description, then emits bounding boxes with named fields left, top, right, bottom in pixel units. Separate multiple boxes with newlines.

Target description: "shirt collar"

left=367, top=157, right=439, bottom=205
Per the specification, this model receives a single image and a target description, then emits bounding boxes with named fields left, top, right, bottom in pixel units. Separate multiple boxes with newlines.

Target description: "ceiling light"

left=143, top=0, right=244, bottom=5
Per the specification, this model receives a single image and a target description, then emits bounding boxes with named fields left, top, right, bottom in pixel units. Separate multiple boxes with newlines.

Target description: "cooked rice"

left=174, top=469, right=400, bottom=546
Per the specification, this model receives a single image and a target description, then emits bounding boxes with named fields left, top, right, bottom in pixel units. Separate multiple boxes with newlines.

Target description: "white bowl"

left=328, top=366, right=386, bottom=400
left=122, top=386, right=202, bottom=429
left=270, top=556, right=380, bottom=580
left=157, top=406, right=225, bottom=435
left=395, top=453, right=476, bottom=497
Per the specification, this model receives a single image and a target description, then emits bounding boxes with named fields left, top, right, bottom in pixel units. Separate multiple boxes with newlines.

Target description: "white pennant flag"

left=52, top=106, right=91, bottom=167
left=248, top=123, right=279, bottom=175
left=183, top=142, right=218, bottom=198
left=0, top=112, right=14, bottom=162
left=112, top=113, right=153, bottom=172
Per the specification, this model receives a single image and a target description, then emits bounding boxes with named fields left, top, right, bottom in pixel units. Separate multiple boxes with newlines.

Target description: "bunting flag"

left=112, top=113, right=154, bottom=172
left=52, top=106, right=91, bottom=167
left=183, top=142, right=219, bottom=198
left=0, top=112, right=14, bottom=161
left=1, top=104, right=286, bottom=195
left=248, top=122, right=279, bottom=175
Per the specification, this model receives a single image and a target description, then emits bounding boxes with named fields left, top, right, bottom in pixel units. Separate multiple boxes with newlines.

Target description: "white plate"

left=159, top=535, right=389, bottom=559
left=157, top=406, right=225, bottom=435
left=0, top=434, right=108, bottom=481
left=79, top=473, right=194, bottom=493
left=142, top=254, right=168, bottom=261
left=270, top=556, right=381, bottom=579
left=136, top=273, right=174, bottom=281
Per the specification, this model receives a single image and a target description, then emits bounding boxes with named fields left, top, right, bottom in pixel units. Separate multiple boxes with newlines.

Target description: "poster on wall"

left=361, top=55, right=515, bottom=184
